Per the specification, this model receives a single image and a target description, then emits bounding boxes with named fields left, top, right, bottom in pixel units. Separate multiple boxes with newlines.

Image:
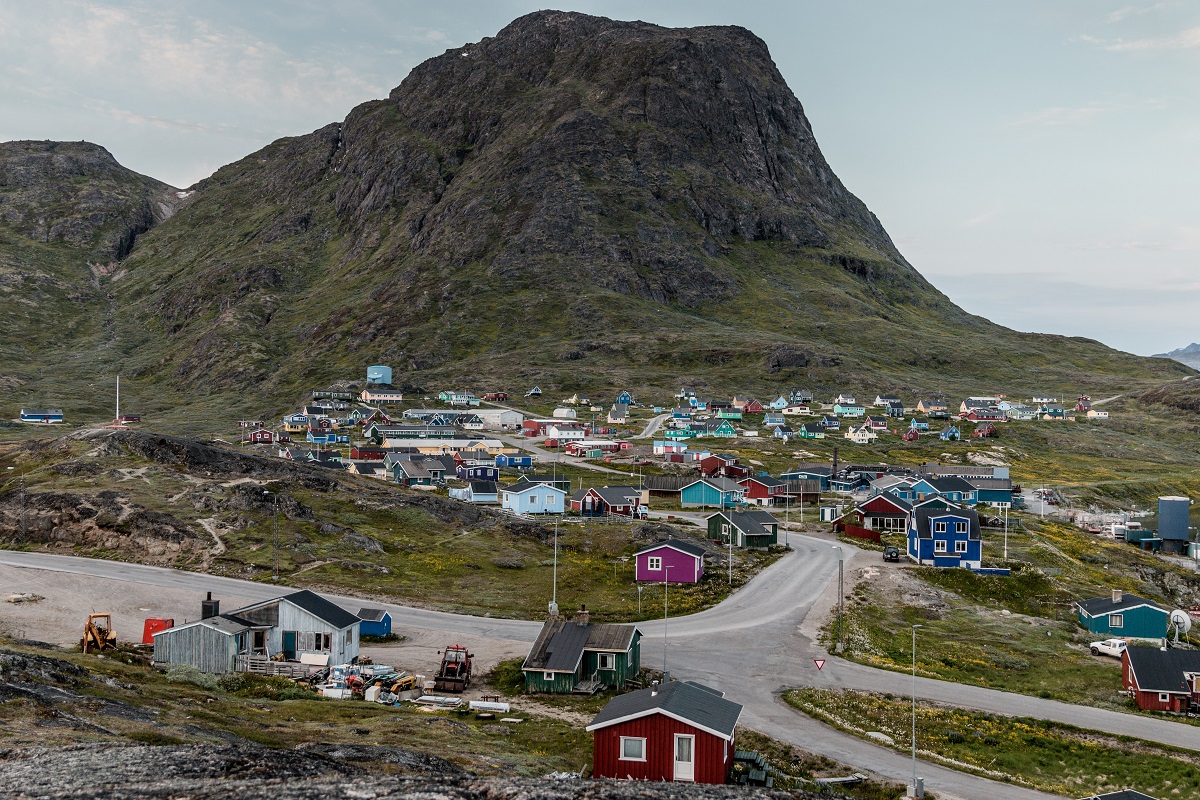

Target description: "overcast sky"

left=2, top=1, right=1196, bottom=356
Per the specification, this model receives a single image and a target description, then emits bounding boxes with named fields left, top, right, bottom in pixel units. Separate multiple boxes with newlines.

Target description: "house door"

left=282, top=631, right=296, bottom=660
left=673, top=734, right=695, bottom=782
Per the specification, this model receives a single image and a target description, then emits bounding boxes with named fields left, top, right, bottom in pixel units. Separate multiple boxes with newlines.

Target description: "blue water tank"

left=367, top=365, right=392, bottom=385
left=1158, top=496, right=1191, bottom=541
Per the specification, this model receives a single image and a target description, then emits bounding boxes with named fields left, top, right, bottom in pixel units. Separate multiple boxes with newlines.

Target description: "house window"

left=620, top=737, right=647, bottom=761
left=647, top=557, right=662, bottom=571
left=934, top=522, right=947, bottom=533
left=543, top=671, right=554, bottom=682
left=934, top=540, right=947, bottom=553
left=955, top=522, right=967, bottom=533
left=721, top=523, right=731, bottom=540
left=530, top=495, right=539, bottom=504
left=598, top=653, right=616, bottom=670
left=547, top=495, right=558, bottom=507
left=955, top=540, right=968, bottom=553
left=1110, top=613, right=1124, bottom=628
left=295, top=631, right=332, bottom=652
left=1159, top=692, right=1170, bottom=703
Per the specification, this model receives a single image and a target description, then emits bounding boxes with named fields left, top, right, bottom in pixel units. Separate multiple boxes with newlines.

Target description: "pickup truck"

left=882, top=545, right=901, bottom=562
left=1090, top=639, right=1127, bottom=658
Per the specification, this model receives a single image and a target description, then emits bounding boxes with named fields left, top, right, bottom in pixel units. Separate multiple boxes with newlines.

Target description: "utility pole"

left=911, top=624, right=924, bottom=798
left=833, top=545, right=844, bottom=651
left=663, top=565, right=671, bottom=676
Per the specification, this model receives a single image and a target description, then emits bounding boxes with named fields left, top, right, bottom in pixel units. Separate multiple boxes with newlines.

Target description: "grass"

left=785, top=688, right=1200, bottom=799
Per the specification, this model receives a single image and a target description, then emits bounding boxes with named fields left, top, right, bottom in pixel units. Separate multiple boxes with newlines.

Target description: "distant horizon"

left=1, top=2, right=1196, bottom=357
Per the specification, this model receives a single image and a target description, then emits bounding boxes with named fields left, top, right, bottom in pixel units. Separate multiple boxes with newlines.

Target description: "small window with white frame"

left=934, top=522, right=947, bottom=533
left=598, top=653, right=615, bottom=670
left=543, top=671, right=554, bottom=681
left=1110, top=613, right=1124, bottom=628
left=1159, top=692, right=1170, bottom=703
left=620, top=736, right=646, bottom=761
left=955, top=540, right=968, bottom=553
left=955, top=521, right=967, bottom=533
left=647, top=556, right=662, bottom=571
left=934, top=540, right=947, bottom=553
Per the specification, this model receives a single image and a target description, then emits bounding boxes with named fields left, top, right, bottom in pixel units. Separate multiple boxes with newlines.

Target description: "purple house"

left=634, top=539, right=707, bottom=584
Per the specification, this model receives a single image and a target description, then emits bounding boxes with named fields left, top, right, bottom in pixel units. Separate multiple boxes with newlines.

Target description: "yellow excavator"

left=82, top=613, right=117, bottom=653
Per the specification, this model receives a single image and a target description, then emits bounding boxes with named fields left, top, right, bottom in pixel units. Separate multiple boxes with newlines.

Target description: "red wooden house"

left=972, top=422, right=998, bottom=438
left=1122, top=647, right=1200, bottom=714
left=740, top=399, right=764, bottom=414
left=902, top=428, right=920, bottom=442
left=247, top=429, right=274, bottom=444
left=965, top=409, right=1006, bottom=422
left=738, top=475, right=786, bottom=507
left=587, top=680, right=742, bottom=784
left=350, top=445, right=388, bottom=460
left=700, top=454, right=748, bottom=479
left=851, top=493, right=913, bottom=532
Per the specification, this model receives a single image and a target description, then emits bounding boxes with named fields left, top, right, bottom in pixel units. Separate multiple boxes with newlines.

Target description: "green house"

left=689, top=419, right=737, bottom=438
left=665, top=428, right=697, bottom=440
left=1077, top=591, right=1168, bottom=639
left=716, top=409, right=743, bottom=420
left=706, top=509, right=780, bottom=549
left=522, top=615, right=642, bottom=694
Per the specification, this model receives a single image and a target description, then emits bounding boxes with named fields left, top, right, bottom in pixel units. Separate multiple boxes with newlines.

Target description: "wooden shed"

left=587, top=680, right=742, bottom=784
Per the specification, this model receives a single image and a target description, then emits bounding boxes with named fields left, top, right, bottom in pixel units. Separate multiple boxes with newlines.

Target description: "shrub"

left=165, top=664, right=219, bottom=690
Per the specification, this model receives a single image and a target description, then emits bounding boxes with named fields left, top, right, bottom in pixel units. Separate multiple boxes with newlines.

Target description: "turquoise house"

left=1077, top=591, right=1168, bottom=639
left=681, top=478, right=745, bottom=509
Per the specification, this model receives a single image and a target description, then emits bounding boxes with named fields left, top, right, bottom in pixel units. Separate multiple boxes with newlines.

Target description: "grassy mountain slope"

left=1, top=13, right=1192, bottom=424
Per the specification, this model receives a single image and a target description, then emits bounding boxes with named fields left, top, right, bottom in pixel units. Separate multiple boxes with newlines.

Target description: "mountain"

left=1, top=12, right=1192, bottom=421
left=1153, top=343, right=1200, bottom=371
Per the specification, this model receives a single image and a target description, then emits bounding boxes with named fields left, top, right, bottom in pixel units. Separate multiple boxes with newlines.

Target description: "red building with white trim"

left=1122, top=646, right=1200, bottom=714
left=587, top=680, right=741, bottom=784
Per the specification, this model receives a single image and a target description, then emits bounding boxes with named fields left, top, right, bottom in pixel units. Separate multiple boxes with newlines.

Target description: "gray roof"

left=572, top=486, right=641, bottom=505
left=710, top=509, right=779, bottom=537
left=911, top=508, right=981, bottom=540
left=640, top=475, right=693, bottom=492
left=523, top=619, right=638, bottom=673
left=1077, top=791, right=1160, bottom=800
left=284, top=589, right=360, bottom=630
left=469, top=481, right=498, bottom=494
left=689, top=476, right=743, bottom=493
left=1077, top=594, right=1166, bottom=617
left=1124, top=646, right=1200, bottom=693
left=586, top=680, right=742, bottom=740
left=357, top=608, right=388, bottom=622
left=635, top=538, right=708, bottom=559
left=743, top=475, right=785, bottom=488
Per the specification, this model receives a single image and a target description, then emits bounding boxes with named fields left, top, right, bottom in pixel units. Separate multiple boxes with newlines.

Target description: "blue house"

left=927, top=476, right=978, bottom=505
left=1076, top=590, right=1168, bottom=639
left=306, top=431, right=349, bottom=445
left=970, top=478, right=1014, bottom=508
left=938, top=426, right=961, bottom=441
left=20, top=409, right=63, bottom=424
left=820, top=415, right=840, bottom=430
left=680, top=478, right=745, bottom=509
left=500, top=482, right=566, bottom=515
left=909, top=418, right=930, bottom=432
left=616, top=390, right=634, bottom=406
left=357, top=608, right=392, bottom=638
left=457, top=463, right=499, bottom=482
left=907, top=508, right=982, bottom=568
left=769, top=396, right=789, bottom=410
left=495, top=453, right=534, bottom=468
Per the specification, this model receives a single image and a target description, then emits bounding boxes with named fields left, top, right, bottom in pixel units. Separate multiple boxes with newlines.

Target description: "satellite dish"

left=1169, top=610, right=1193, bottom=644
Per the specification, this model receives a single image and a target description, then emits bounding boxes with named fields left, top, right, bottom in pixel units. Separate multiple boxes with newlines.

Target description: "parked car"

left=882, top=545, right=900, bottom=562
left=1090, top=639, right=1127, bottom=658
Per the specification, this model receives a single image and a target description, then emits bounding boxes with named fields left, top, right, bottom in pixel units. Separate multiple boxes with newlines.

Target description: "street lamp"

left=663, top=565, right=672, bottom=677
left=911, top=623, right=924, bottom=798
left=263, top=490, right=279, bottom=581
left=832, top=545, right=844, bottom=652
left=550, top=518, right=559, bottom=618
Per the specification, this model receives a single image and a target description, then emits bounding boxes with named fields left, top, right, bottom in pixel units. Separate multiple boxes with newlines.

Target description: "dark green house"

left=1077, top=590, right=1168, bottom=639
left=521, top=612, right=641, bottom=694
left=706, top=509, right=779, bottom=549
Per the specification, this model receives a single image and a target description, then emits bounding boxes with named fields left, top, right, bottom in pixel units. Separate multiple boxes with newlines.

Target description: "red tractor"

left=434, top=645, right=474, bottom=692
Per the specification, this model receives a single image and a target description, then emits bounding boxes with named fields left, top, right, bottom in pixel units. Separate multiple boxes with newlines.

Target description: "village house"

left=1077, top=591, right=1168, bottom=639
left=907, top=507, right=982, bottom=568
left=571, top=486, right=644, bottom=517
left=738, top=475, right=787, bottom=507
left=153, top=590, right=360, bottom=674
left=681, top=477, right=745, bottom=509
left=706, top=508, right=779, bottom=549
left=500, top=482, right=566, bottom=515
left=635, top=539, right=707, bottom=583
left=587, top=680, right=742, bottom=784
left=521, top=610, right=641, bottom=694
left=1121, top=647, right=1200, bottom=714
left=360, top=388, right=405, bottom=404
left=447, top=481, right=499, bottom=504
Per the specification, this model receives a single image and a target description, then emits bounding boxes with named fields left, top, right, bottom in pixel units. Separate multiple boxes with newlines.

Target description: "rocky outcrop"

left=0, top=141, right=181, bottom=262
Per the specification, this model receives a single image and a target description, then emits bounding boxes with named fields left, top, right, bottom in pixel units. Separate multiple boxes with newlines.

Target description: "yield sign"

left=814, top=659, right=826, bottom=671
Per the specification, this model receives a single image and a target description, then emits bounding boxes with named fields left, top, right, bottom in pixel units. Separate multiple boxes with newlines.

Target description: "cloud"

left=1011, top=96, right=1165, bottom=127
left=961, top=208, right=1001, bottom=228
left=1081, top=26, right=1200, bottom=51
left=1106, top=1, right=1177, bottom=23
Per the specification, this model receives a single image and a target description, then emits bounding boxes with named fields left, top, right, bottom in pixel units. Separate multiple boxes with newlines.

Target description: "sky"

left=1, top=1, right=1197, bottom=357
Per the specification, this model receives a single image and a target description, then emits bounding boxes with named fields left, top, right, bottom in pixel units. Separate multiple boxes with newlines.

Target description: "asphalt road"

left=5, top=546, right=1197, bottom=799
left=634, top=413, right=671, bottom=439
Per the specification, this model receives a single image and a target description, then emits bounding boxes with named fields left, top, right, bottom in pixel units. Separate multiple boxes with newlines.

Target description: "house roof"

left=858, top=493, right=913, bottom=514
left=1077, top=594, right=1166, bottom=616
left=1076, top=791, right=1161, bottom=800
left=357, top=608, right=388, bottom=622
left=709, top=509, right=779, bottom=537
left=573, top=486, right=641, bottom=505
left=685, top=476, right=743, bottom=493
left=967, top=477, right=1013, bottom=491
left=283, top=590, right=360, bottom=630
left=1124, top=646, right=1200, bottom=693
left=640, top=475, right=694, bottom=492
left=743, top=475, right=786, bottom=488
left=928, top=476, right=977, bottom=494
left=635, top=538, right=708, bottom=559
left=523, top=619, right=638, bottom=673
left=503, top=482, right=567, bottom=496
left=586, top=680, right=742, bottom=741
left=911, top=508, right=981, bottom=539
left=469, top=481, right=498, bottom=494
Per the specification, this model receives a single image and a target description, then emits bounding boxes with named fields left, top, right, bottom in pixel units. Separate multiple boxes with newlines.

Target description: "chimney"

left=576, top=604, right=589, bottom=626
left=1112, top=589, right=1123, bottom=604
left=201, top=592, right=219, bottom=620
left=651, top=680, right=659, bottom=696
